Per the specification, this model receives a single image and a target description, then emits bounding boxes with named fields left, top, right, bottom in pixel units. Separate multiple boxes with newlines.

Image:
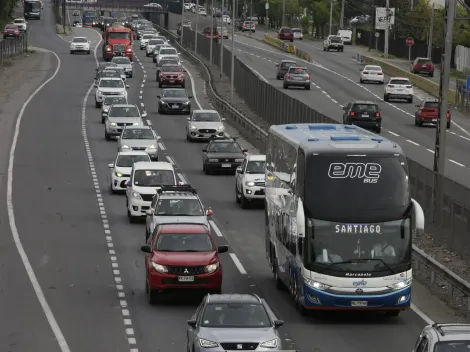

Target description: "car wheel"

left=414, top=116, right=419, bottom=126
left=447, top=121, right=451, bottom=129
left=408, top=97, right=413, bottom=104
left=240, top=192, right=249, bottom=209
left=386, top=310, right=400, bottom=317
left=323, top=47, right=326, bottom=51
left=375, top=126, right=381, bottom=134
left=101, top=116, right=105, bottom=124
left=105, top=130, right=111, bottom=141
left=158, top=82, right=163, bottom=88
left=110, top=183, right=117, bottom=194
left=186, top=134, right=192, bottom=142
left=204, top=164, right=211, bottom=175
left=158, top=107, right=163, bottom=114
left=95, top=100, right=100, bottom=108
left=70, top=50, right=74, bottom=54
left=273, top=257, right=284, bottom=290
left=235, top=184, right=241, bottom=203
left=283, top=83, right=288, bottom=89
left=305, top=84, right=310, bottom=90
left=127, top=209, right=136, bottom=223
left=129, top=74, right=133, bottom=78
left=181, top=82, right=186, bottom=88
left=384, top=94, right=389, bottom=102
left=147, top=280, right=158, bottom=304
left=87, top=50, right=90, bottom=55
left=430, top=72, right=434, bottom=77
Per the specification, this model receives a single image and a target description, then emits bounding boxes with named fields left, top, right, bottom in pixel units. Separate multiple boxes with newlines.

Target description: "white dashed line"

left=387, top=130, right=400, bottom=137
left=450, top=159, right=465, bottom=167
left=158, top=142, right=165, bottom=150
left=165, top=156, right=175, bottom=164
left=139, top=90, right=143, bottom=94
left=406, top=139, right=420, bottom=146
left=426, top=148, right=435, bottom=153
left=209, top=220, right=223, bottom=237
left=229, top=253, right=247, bottom=274
left=177, top=173, right=187, bottom=183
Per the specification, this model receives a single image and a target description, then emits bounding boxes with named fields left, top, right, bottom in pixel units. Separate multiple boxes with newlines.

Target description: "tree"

left=310, top=0, right=329, bottom=38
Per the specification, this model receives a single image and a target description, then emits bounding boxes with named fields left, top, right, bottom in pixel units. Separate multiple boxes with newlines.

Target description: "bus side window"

left=296, top=150, right=305, bottom=196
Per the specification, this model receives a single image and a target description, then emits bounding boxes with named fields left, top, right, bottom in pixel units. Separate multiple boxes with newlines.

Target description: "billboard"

left=375, top=7, right=395, bottom=30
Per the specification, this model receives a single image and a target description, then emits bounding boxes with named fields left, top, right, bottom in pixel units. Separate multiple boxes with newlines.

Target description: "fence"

left=454, top=45, right=470, bottom=73
left=0, top=35, right=28, bottom=63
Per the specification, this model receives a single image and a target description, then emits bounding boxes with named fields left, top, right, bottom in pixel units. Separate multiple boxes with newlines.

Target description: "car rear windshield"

left=73, top=38, right=87, bottom=43
left=281, top=62, right=296, bottom=68
left=201, top=303, right=271, bottom=327
left=109, top=106, right=140, bottom=117
left=104, top=96, right=127, bottom=105
left=162, top=90, right=187, bottom=98
left=143, top=34, right=153, bottom=39
left=155, top=233, right=213, bottom=251
left=160, top=48, right=177, bottom=55
left=435, top=341, right=470, bottom=352
left=364, top=66, right=381, bottom=71
left=207, top=142, right=241, bottom=153
left=289, top=67, right=307, bottom=74
left=293, top=28, right=301, bottom=33
left=122, top=128, right=154, bottom=139
left=281, top=28, right=292, bottom=33
left=330, top=36, right=341, bottom=42
left=424, top=102, right=439, bottom=108
left=417, top=59, right=432, bottom=64
left=116, top=154, right=150, bottom=167
left=113, top=57, right=131, bottom=64
left=390, top=79, right=411, bottom=85
left=133, top=169, right=175, bottom=187
left=352, top=104, right=378, bottom=112
left=5, top=25, right=17, bottom=29
left=156, top=198, right=204, bottom=216
left=99, top=79, right=124, bottom=88
left=149, top=39, right=163, bottom=45
left=192, top=111, right=220, bottom=121
left=162, top=66, right=182, bottom=72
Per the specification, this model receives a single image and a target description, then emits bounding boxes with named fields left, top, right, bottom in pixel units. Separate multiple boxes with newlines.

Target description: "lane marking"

left=387, top=130, right=400, bottom=137
left=450, top=159, right=465, bottom=167
left=7, top=48, right=72, bottom=352
left=209, top=220, right=223, bottom=237
left=245, top=64, right=269, bottom=83
left=183, top=64, right=203, bottom=109
left=411, top=303, right=435, bottom=325
left=165, top=156, right=174, bottom=164
left=82, top=29, right=140, bottom=352
left=426, top=148, right=435, bottom=153
left=406, top=139, right=420, bottom=146
left=177, top=173, right=187, bottom=183
left=158, top=142, right=165, bottom=150
left=229, top=253, right=247, bottom=274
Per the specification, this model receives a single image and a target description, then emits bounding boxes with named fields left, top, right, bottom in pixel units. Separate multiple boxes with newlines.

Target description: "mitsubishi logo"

left=355, top=288, right=364, bottom=295
left=237, top=344, right=243, bottom=349
left=184, top=268, right=189, bottom=274
left=225, top=159, right=228, bottom=162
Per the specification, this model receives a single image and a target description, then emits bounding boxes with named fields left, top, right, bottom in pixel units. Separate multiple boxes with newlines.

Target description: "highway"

left=0, top=3, right=453, bottom=351
left=171, top=12, right=470, bottom=188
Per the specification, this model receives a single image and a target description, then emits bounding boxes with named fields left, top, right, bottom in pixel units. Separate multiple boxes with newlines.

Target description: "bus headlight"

left=388, top=278, right=412, bottom=291
left=304, top=277, right=331, bottom=291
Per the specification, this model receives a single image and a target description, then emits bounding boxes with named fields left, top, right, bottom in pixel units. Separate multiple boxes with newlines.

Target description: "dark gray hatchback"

left=275, top=60, right=296, bottom=80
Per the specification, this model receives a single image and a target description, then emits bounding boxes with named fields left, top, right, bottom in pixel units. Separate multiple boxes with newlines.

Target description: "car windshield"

left=162, top=90, right=187, bottom=98
left=155, top=199, right=204, bottom=216
left=116, top=154, right=150, bottom=167
left=162, top=66, right=182, bottom=72
left=5, top=25, right=17, bottom=29
left=109, top=106, right=140, bottom=117
left=160, top=48, right=177, bottom=55
left=113, top=57, right=131, bottom=64
left=104, top=96, right=127, bottom=105
left=417, top=59, right=432, bottom=64
left=289, top=67, right=307, bottom=74
left=246, top=160, right=265, bottom=174
left=352, top=104, right=378, bottom=112
left=73, top=38, right=87, bottom=43
left=201, top=303, right=271, bottom=327
left=330, top=36, right=341, bottom=42
left=143, top=34, right=153, bottom=39
left=149, top=39, right=162, bottom=45
left=100, top=63, right=116, bottom=70
left=207, top=142, right=241, bottom=153
left=280, top=61, right=295, bottom=68
left=108, top=32, right=129, bottom=39
left=435, top=341, right=470, bottom=352
left=424, top=102, right=439, bottom=108
left=133, top=170, right=175, bottom=186
left=99, top=79, right=124, bottom=88
left=100, top=71, right=121, bottom=79
left=192, top=112, right=220, bottom=121
left=155, top=233, right=213, bottom=252
left=364, top=66, right=381, bottom=71
left=281, top=28, right=292, bottom=33
left=122, top=128, right=154, bottom=139
left=390, top=79, right=411, bottom=85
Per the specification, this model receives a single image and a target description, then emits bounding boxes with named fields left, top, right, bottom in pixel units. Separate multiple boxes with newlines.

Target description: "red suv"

left=3, top=24, right=20, bottom=39
left=141, top=224, right=229, bottom=303
left=158, top=64, right=186, bottom=88
left=278, top=27, right=294, bottom=42
left=411, top=57, right=435, bottom=77
left=414, top=100, right=451, bottom=128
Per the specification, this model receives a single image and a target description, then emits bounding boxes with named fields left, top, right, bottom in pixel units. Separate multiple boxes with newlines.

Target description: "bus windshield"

left=305, top=218, right=412, bottom=275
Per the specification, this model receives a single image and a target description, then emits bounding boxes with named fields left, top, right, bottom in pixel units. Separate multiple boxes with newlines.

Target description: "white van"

left=337, top=29, right=352, bottom=44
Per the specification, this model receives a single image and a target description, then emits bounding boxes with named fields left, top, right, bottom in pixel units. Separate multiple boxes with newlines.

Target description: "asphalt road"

left=171, top=12, right=470, bottom=188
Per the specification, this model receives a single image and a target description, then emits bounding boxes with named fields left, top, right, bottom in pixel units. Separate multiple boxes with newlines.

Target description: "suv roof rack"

left=156, top=185, right=197, bottom=194
left=432, top=323, right=470, bottom=336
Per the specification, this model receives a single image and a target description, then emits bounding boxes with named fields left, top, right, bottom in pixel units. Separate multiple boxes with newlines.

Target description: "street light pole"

left=231, top=0, right=235, bottom=99
left=195, top=0, right=199, bottom=53
left=180, top=0, right=184, bottom=45
left=282, top=0, right=285, bottom=26
left=427, top=3, right=435, bottom=58
left=384, top=0, right=390, bottom=58
left=339, top=0, right=345, bottom=29
left=329, top=0, right=333, bottom=35
left=265, top=1, right=269, bottom=33
left=220, top=0, right=224, bottom=80
left=210, top=0, right=214, bottom=64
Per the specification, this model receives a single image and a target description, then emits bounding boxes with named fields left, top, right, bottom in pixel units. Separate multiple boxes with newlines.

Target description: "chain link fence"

left=0, top=35, right=28, bottom=63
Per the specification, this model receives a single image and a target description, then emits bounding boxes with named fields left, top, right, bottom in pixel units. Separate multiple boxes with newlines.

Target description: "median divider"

left=263, top=35, right=313, bottom=63
left=363, top=55, right=456, bottom=104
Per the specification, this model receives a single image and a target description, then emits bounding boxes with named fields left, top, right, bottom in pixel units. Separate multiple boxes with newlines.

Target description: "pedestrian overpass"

left=65, top=2, right=167, bottom=14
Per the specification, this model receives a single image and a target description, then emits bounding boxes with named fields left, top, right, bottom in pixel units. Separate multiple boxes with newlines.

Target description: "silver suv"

left=283, top=66, right=310, bottom=90
left=145, top=185, right=213, bottom=240
left=118, top=125, right=159, bottom=160
left=104, top=104, right=146, bottom=140
left=413, top=323, right=470, bottom=352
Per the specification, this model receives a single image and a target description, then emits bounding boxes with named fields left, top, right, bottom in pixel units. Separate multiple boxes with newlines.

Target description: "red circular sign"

left=406, top=37, right=414, bottom=46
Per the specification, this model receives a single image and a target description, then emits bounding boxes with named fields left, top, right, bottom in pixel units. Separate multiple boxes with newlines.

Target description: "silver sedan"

left=117, top=125, right=159, bottom=160
left=283, top=66, right=311, bottom=90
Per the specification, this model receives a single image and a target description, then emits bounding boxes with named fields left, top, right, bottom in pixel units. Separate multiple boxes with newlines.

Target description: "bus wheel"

left=386, top=310, right=400, bottom=317
left=293, top=276, right=308, bottom=316
left=273, top=258, right=284, bottom=290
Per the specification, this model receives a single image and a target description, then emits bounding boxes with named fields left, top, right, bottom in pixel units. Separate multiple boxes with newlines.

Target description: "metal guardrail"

left=0, top=35, right=28, bottom=63
left=156, top=24, right=470, bottom=317
left=64, top=3, right=166, bottom=13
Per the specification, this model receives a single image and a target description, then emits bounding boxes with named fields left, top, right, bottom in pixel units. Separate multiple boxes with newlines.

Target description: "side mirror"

left=126, top=85, right=130, bottom=88
left=187, top=319, right=197, bottom=329
left=189, top=95, right=193, bottom=99
left=108, top=163, right=114, bottom=168
left=236, top=166, right=242, bottom=174
left=412, top=198, right=425, bottom=231
left=206, top=209, right=213, bottom=216
left=124, top=180, right=131, bottom=187
left=415, top=104, right=420, bottom=107
left=221, top=118, right=226, bottom=121
left=95, top=68, right=99, bottom=71
left=94, top=84, right=98, bottom=88
left=157, top=95, right=161, bottom=99
left=274, top=320, right=284, bottom=328
left=141, top=245, right=152, bottom=253
left=242, top=148, right=248, bottom=153
left=116, top=136, right=120, bottom=140
left=146, top=209, right=153, bottom=216
left=217, top=245, right=229, bottom=253
left=202, top=149, right=207, bottom=152
left=180, top=60, right=184, bottom=63
left=131, top=61, right=134, bottom=64
left=342, top=106, right=347, bottom=110
left=183, top=69, right=187, bottom=72
left=187, top=117, right=191, bottom=120
left=142, top=112, right=147, bottom=118
left=275, top=63, right=279, bottom=66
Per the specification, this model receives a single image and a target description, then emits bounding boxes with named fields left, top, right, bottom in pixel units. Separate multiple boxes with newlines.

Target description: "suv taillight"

left=376, top=112, right=381, bottom=117
left=285, top=74, right=290, bottom=79
left=406, top=85, right=412, bottom=88
left=350, top=112, right=355, bottom=116
left=306, top=75, right=310, bottom=80
left=387, top=85, right=394, bottom=88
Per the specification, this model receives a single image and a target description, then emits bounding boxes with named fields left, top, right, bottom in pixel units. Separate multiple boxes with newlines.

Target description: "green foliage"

left=0, top=0, right=17, bottom=28
left=300, top=15, right=309, bottom=33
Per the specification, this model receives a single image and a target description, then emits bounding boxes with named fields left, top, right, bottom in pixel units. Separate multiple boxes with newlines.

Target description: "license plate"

left=432, top=119, right=437, bottom=122
left=362, top=114, right=369, bottom=117
left=396, top=89, right=403, bottom=92
left=222, top=164, right=231, bottom=167
left=178, top=276, right=194, bottom=282
left=351, top=301, right=368, bottom=307
left=171, top=105, right=179, bottom=109
left=293, top=77, right=302, bottom=80
left=422, top=65, right=427, bottom=67
left=169, top=80, right=175, bottom=83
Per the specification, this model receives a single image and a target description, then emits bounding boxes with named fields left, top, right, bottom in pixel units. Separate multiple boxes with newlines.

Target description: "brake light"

left=243, top=23, right=246, bottom=27
left=306, top=75, right=310, bottom=80
left=375, top=112, right=381, bottom=117
left=350, top=112, right=355, bottom=116
left=388, top=85, right=394, bottom=88
left=285, top=74, right=290, bottom=79
left=447, top=111, right=451, bottom=118
left=377, top=72, right=383, bottom=75
left=363, top=71, right=369, bottom=74
left=252, top=24, right=256, bottom=28
left=406, top=85, right=412, bottom=88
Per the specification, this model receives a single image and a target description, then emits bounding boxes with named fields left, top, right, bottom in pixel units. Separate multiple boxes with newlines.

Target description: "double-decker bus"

left=265, top=123, right=425, bottom=317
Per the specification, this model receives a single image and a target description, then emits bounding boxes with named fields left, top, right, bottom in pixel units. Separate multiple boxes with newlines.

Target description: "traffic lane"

left=137, top=48, right=429, bottom=352
left=11, top=26, right=132, bottom=351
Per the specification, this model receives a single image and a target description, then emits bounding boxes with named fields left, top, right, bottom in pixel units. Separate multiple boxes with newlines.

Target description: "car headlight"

left=146, top=145, right=157, bottom=150
left=189, top=124, right=197, bottom=130
left=245, top=181, right=255, bottom=187
left=388, top=278, right=412, bottom=291
left=260, top=338, right=278, bottom=348
left=103, top=107, right=110, bottom=112
left=183, top=101, right=190, bottom=105
left=304, top=277, right=331, bottom=291
left=131, top=190, right=141, bottom=199
left=160, top=100, right=167, bottom=105
left=119, top=91, right=126, bottom=95
left=109, top=122, right=117, bottom=127
left=208, top=159, right=219, bottom=162
left=151, top=262, right=168, bottom=273
left=199, top=338, right=219, bottom=348
left=115, top=171, right=123, bottom=177
left=121, top=144, right=130, bottom=149
left=217, top=124, right=224, bottom=131
left=235, top=159, right=244, bottom=162
left=133, top=122, right=140, bottom=126
left=97, top=90, right=103, bottom=94
left=204, top=262, right=219, bottom=273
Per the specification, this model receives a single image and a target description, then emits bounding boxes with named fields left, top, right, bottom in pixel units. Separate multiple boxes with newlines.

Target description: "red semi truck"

left=102, top=23, right=133, bottom=61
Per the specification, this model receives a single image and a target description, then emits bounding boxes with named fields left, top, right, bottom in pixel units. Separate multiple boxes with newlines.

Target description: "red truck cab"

left=141, top=224, right=229, bottom=304
left=414, top=100, right=451, bottom=129
left=102, top=24, right=133, bottom=61
left=203, top=26, right=219, bottom=42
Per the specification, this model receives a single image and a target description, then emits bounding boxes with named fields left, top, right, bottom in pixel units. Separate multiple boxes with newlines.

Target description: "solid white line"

left=411, top=303, right=435, bottom=325
left=177, top=173, right=187, bottom=183
left=449, top=159, right=465, bottom=167
left=451, top=120, right=470, bottom=138
left=146, top=120, right=152, bottom=125
left=426, top=148, right=435, bottom=153
left=406, top=139, right=420, bottom=146
left=229, top=253, right=247, bottom=274
left=158, top=142, right=165, bottom=150
left=182, top=65, right=203, bottom=109
left=209, top=220, right=223, bottom=237
left=245, top=64, right=269, bottom=83
left=7, top=50, right=71, bottom=351
left=387, top=130, right=400, bottom=137
left=165, top=156, right=174, bottom=164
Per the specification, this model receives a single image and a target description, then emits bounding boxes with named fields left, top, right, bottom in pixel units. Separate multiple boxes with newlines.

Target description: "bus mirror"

left=296, top=198, right=306, bottom=238
left=411, top=198, right=425, bottom=231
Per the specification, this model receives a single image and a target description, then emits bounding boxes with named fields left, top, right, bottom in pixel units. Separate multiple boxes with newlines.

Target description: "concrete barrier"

left=263, top=34, right=285, bottom=50
left=295, top=48, right=312, bottom=62
left=263, top=34, right=313, bottom=62
left=364, top=55, right=456, bottom=104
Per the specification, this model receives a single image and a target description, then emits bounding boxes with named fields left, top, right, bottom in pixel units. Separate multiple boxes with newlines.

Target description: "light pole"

left=384, top=0, right=390, bottom=58
left=231, top=0, right=235, bottom=99
left=195, top=0, right=199, bottom=53
left=329, top=0, right=333, bottom=35
left=210, top=0, right=214, bottom=64
left=180, top=0, right=184, bottom=45
left=220, top=0, right=224, bottom=80
left=427, top=4, right=435, bottom=58
left=265, top=1, right=269, bottom=33
left=339, top=0, right=345, bottom=29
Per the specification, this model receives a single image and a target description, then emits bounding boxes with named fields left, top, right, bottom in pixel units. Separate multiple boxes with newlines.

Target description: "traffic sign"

left=375, top=32, right=380, bottom=37
left=467, top=76, right=470, bottom=92
left=265, top=2, right=269, bottom=9
left=406, top=37, right=414, bottom=46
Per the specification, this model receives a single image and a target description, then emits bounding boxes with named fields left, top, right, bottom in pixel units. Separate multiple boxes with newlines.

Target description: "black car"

left=157, top=88, right=192, bottom=114
left=156, top=58, right=180, bottom=81
left=202, top=138, right=247, bottom=174
left=275, top=60, right=296, bottom=80
left=342, top=100, right=382, bottom=133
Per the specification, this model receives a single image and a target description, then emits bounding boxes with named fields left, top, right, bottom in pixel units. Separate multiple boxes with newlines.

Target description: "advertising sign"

left=375, top=7, right=395, bottom=30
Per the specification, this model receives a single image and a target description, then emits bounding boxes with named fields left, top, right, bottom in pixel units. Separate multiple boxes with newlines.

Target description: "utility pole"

left=62, top=0, right=66, bottom=30
left=339, top=0, right=345, bottom=29
left=265, top=1, right=269, bottom=33
left=220, top=0, right=224, bottom=80
left=329, top=0, right=333, bottom=35
left=433, top=0, right=456, bottom=176
left=180, top=0, right=184, bottom=45
left=384, top=0, right=390, bottom=58
left=249, top=0, right=252, bottom=36
left=282, top=0, right=285, bottom=26
left=427, top=3, right=435, bottom=58
left=231, top=0, right=235, bottom=99
left=210, top=0, right=214, bottom=64
left=195, top=0, right=199, bottom=53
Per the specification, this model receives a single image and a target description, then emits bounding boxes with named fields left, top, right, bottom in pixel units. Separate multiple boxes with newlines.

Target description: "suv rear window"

left=280, top=28, right=293, bottom=33
left=281, top=62, right=295, bottom=68
left=390, top=79, right=411, bottom=85
left=352, top=104, right=378, bottom=112
left=289, top=67, right=307, bottom=74
left=424, top=102, right=438, bottom=108
left=417, top=59, right=432, bottom=64
left=330, top=36, right=341, bottom=42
